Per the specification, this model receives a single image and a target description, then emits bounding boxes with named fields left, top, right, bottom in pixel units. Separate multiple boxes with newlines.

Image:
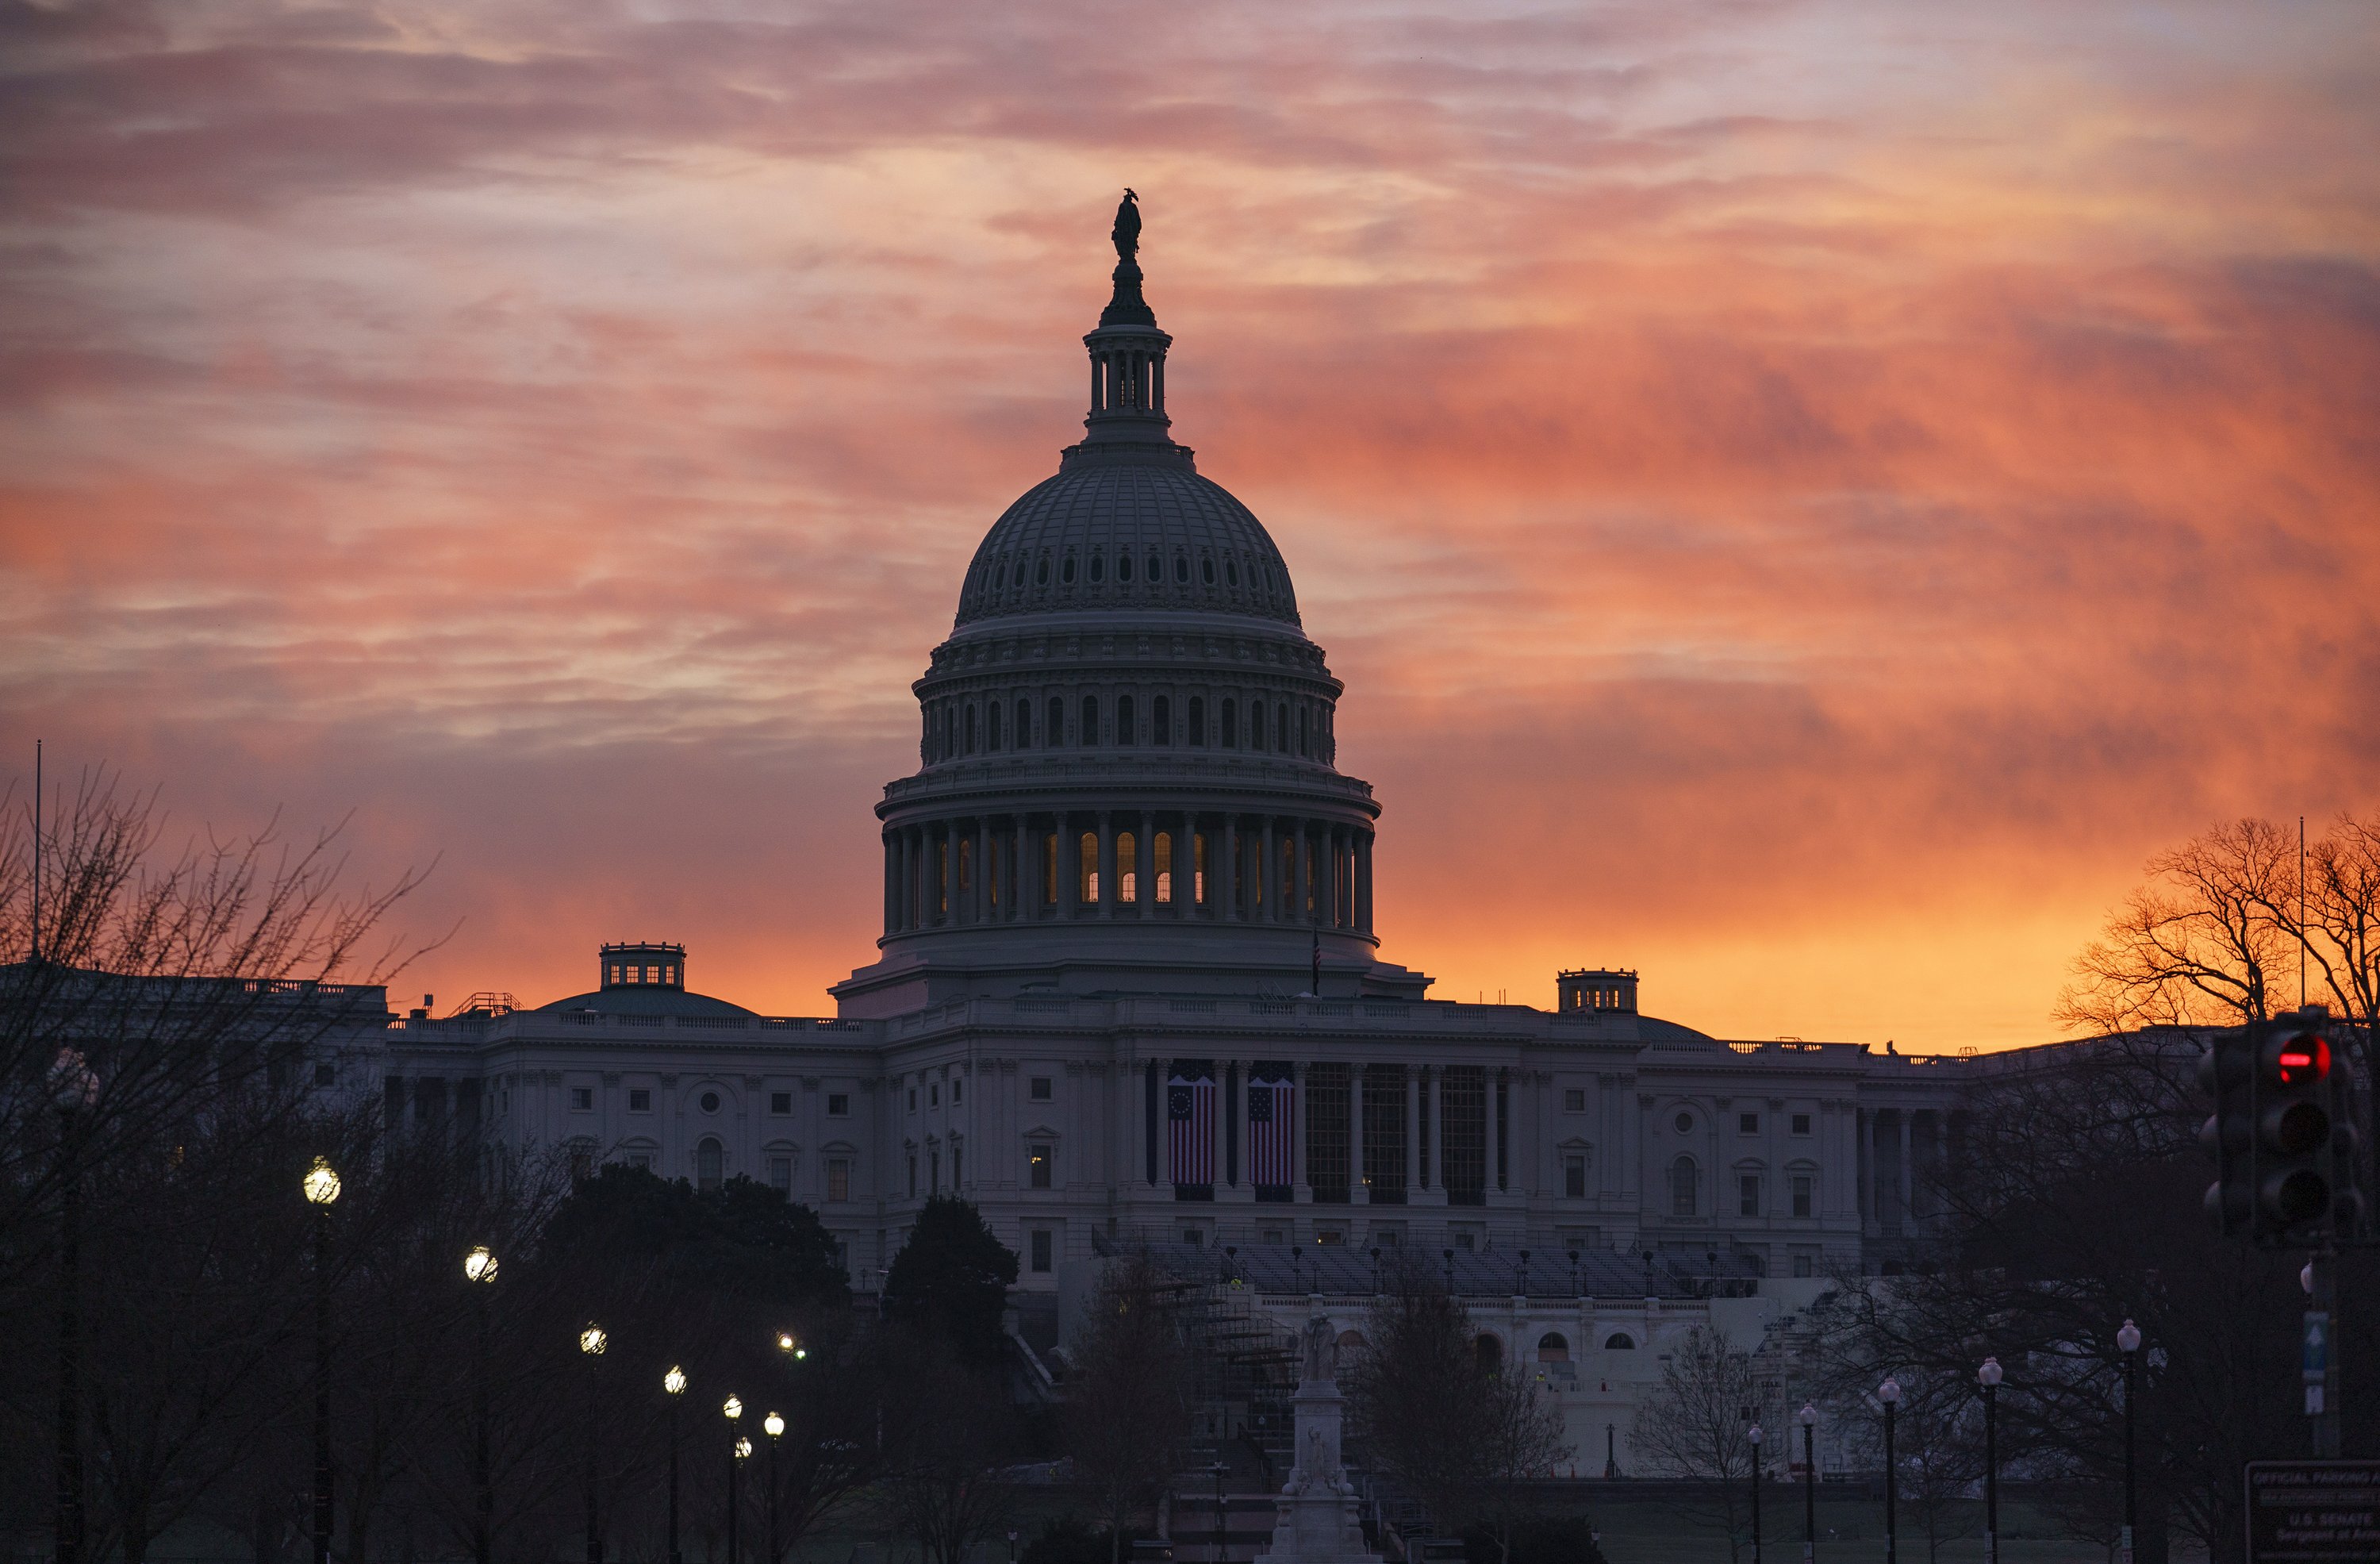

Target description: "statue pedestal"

left=1257, top=1381, right=1380, bottom=1564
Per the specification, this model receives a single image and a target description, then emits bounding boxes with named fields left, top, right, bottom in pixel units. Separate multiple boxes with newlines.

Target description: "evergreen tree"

left=881, top=1196, right=1018, bottom=1367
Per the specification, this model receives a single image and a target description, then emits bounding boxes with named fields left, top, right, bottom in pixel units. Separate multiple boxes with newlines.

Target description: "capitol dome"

left=831, top=194, right=1430, bottom=1016
left=953, top=456, right=1301, bottom=630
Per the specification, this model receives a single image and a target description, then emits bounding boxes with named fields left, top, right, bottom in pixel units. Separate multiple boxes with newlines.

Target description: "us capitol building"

left=375, top=202, right=1971, bottom=1461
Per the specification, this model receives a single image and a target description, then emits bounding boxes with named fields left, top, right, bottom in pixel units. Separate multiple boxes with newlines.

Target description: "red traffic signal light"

left=2264, top=1032, right=2330, bottom=1086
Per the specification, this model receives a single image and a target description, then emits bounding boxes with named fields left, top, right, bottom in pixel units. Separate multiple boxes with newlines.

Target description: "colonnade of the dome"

left=920, top=684, right=1336, bottom=766
left=881, top=809, right=1375, bottom=938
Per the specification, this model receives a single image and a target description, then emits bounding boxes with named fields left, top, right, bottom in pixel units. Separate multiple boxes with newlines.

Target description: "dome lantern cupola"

left=1080, top=188, right=1177, bottom=454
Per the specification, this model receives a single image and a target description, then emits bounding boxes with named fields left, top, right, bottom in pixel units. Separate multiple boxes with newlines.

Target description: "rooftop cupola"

left=601, top=941, right=685, bottom=991
left=1078, top=189, right=1177, bottom=455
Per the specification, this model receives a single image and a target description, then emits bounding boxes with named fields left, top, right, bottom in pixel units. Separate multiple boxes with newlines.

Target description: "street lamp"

left=303, top=1157, right=340, bottom=1564
left=1747, top=1422, right=1764, bottom=1564
left=763, top=1412, right=785, bottom=1564
left=776, top=1332, right=807, bottom=1362
left=1979, top=1358, right=2003, bottom=1564
left=1877, top=1378, right=1900, bottom=1564
left=663, top=1367, right=688, bottom=1564
left=579, top=1324, right=607, bottom=1564
left=2116, top=1322, right=2141, bottom=1564
left=1209, top=1460, right=1230, bottom=1564
left=1797, top=1401, right=1818, bottom=1562
left=724, top=1396, right=745, bottom=1564
left=50, top=1047, right=97, bottom=1564
left=464, top=1247, right=498, bottom=1564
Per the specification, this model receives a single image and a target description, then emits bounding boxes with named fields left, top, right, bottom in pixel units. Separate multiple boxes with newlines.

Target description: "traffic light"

left=2202, top=1010, right=2370, bottom=1247
left=2200, top=1028, right=2254, bottom=1235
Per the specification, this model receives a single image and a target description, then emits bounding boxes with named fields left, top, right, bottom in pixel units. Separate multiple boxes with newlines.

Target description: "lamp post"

left=579, top=1324, right=607, bottom=1564
left=663, top=1367, right=687, bottom=1564
left=1747, top=1422, right=1764, bottom=1564
left=1798, top=1402, right=1818, bottom=1562
left=724, top=1396, right=745, bottom=1564
left=1209, top=1460, right=1230, bottom=1564
left=303, top=1158, right=341, bottom=1564
left=1877, top=1378, right=1899, bottom=1564
left=51, top=1047, right=96, bottom=1564
left=762, top=1412, right=785, bottom=1564
left=464, top=1247, right=498, bottom=1564
left=2116, top=1322, right=2140, bottom=1564
left=1442, top=1247, right=1455, bottom=1294
left=776, top=1331, right=807, bottom=1364
left=1978, top=1358, right=2002, bottom=1564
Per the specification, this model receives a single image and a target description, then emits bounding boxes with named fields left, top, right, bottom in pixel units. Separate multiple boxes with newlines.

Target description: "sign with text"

left=2246, top=1461, right=2380, bottom=1562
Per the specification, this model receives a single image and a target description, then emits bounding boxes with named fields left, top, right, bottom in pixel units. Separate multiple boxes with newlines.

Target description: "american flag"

left=1168, top=1066, right=1215, bottom=1186
left=1246, top=1071, right=1296, bottom=1188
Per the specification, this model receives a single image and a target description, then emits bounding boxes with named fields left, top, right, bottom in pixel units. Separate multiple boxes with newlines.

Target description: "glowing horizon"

left=4, top=1, right=2375, bottom=1051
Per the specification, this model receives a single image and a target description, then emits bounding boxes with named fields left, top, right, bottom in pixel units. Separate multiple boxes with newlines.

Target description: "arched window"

left=1603, top=1332, right=1636, bottom=1351
left=1048, top=697, right=1065, bottom=747
left=697, top=1137, right=724, bottom=1193
left=1080, top=832, right=1099, bottom=904
left=1672, top=1155, right=1699, bottom=1216
left=1275, top=703, right=1288, bottom=752
left=1154, top=832, right=1173, bottom=903
left=1153, top=694, right=1171, bottom=744
left=1188, top=695, right=1205, bottom=746
left=1081, top=695, right=1099, bottom=746
left=1147, top=551, right=1162, bottom=583
left=1192, top=832, right=1207, bottom=905
left=1017, top=698, right=1032, bottom=747
left=1117, top=694, right=1136, bottom=745
left=1061, top=554, right=1077, bottom=584
left=1116, top=551, right=1132, bottom=582
left=1537, top=1333, right=1570, bottom=1363
left=1088, top=551, right=1105, bottom=582
left=1221, top=698, right=1238, bottom=748
left=965, top=706, right=977, bottom=754
left=1296, top=705, right=1308, bottom=755
left=1176, top=555, right=1190, bottom=583
left=1117, top=832, right=1138, bottom=902
left=1474, top=1334, right=1503, bottom=1373
left=987, top=701, right=1002, bottom=751
left=1201, top=557, right=1216, bottom=586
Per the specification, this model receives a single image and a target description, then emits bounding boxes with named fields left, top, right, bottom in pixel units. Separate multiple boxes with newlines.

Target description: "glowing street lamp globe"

left=580, top=1324, right=607, bottom=1356
left=1879, top=1376, right=1901, bottom=1405
left=1798, top=1402, right=1817, bottom=1428
left=303, top=1158, right=341, bottom=1205
left=724, top=1395, right=743, bottom=1421
left=464, top=1246, right=497, bottom=1283
left=665, top=1366, right=688, bottom=1397
left=735, top=1437, right=753, bottom=1460
left=764, top=1412, right=785, bottom=1438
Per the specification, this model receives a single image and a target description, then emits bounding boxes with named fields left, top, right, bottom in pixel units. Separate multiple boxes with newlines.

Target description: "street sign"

left=2245, top=1461, right=2380, bottom=1562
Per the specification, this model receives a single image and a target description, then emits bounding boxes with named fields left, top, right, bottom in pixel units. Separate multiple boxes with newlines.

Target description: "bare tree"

left=1064, top=1254, right=1192, bottom=1564
left=1344, top=1269, right=1570, bottom=1562
left=1626, top=1325, right=1764, bottom=1564
left=877, top=1349, right=1022, bottom=1564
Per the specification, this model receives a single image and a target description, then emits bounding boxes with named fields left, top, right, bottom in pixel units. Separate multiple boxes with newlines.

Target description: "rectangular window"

left=1029, top=1142, right=1053, bottom=1189
left=908, top=1086, right=918, bottom=1112
left=1315, top=1228, right=1345, bottom=1246
left=1155, top=831, right=1173, bottom=903
left=570, top=1087, right=593, bottom=1111
left=1081, top=831, right=1099, bottom=904
left=1118, top=831, right=1137, bottom=902
left=1791, top=1113, right=1812, bottom=1136
left=1361, top=1064, right=1407, bottom=1203
left=827, top=1158, right=850, bottom=1202
left=770, top=1156, right=793, bottom=1194
left=1740, top=1174, right=1762, bottom=1216
left=1740, top=1112, right=1760, bottom=1134
left=1792, top=1175, right=1814, bottom=1218
left=1441, top=1066, right=1487, bottom=1205
left=953, top=1076, right=963, bottom=1105
left=907, top=1155, right=918, bottom=1198
left=929, top=1150, right=939, bottom=1191
left=628, top=1153, right=653, bottom=1170
left=1563, top=1088, right=1586, bottom=1112
left=770, top=1091, right=792, bottom=1115
left=1261, top=1228, right=1285, bottom=1245
left=1564, top=1155, right=1587, bottom=1199
left=1031, top=1229, right=1053, bottom=1273
left=929, top=1082, right=939, bottom=1108
left=628, top=1088, right=652, bottom=1112
left=1304, top=1063, right=1351, bottom=1203
left=951, top=1146, right=962, bottom=1187
left=827, top=1093, right=850, bottom=1117
left=1194, top=833, right=1207, bottom=904
left=1793, top=1253, right=1814, bottom=1278
left=1030, top=1076, right=1054, bottom=1101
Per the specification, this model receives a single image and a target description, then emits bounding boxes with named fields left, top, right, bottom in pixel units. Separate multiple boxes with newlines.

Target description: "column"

left=1427, top=1066, right=1444, bottom=1193
left=1292, top=1059, right=1313, bottom=1205
left=1223, top=815, right=1240, bottom=922
left=1212, top=1059, right=1226, bottom=1192
left=1349, top=1063, right=1367, bottom=1205
left=1097, top=813, right=1115, bottom=919
left=1140, top=810, right=1155, bottom=917
left=1012, top=819, right=1026, bottom=922
left=1060, top=817, right=1078, bottom=918
left=1260, top=818, right=1276, bottom=922
left=882, top=833, right=896, bottom=932
left=1293, top=819, right=1311, bottom=925
left=976, top=819, right=991, bottom=922
left=1486, top=1066, right=1503, bottom=1200
left=1357, top=831, right=1375, bottom=932
left=1897, top=1111, right=1914, bottom=1229
left=1404, top=1066, right=1421, bottom=1201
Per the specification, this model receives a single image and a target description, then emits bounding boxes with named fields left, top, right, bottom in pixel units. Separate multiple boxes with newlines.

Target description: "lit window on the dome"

left=1116, top=553, right=1132, bottom=582
left=1202, top=558, right=1215, bottom=585
left=1089, top=552, right=1105, bottom=582
left=1037, top=557, right=1050, bottom=586
left=1176, top=555, right=1190, bottom=583
left=1061, top=555, right=1077, bottom=585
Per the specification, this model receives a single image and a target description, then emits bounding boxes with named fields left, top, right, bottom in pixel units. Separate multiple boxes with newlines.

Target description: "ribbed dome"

left=953, top=450, right=1301, bottom=629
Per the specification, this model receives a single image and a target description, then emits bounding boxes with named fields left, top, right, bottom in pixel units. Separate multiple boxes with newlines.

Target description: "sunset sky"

left=4, top=1, right=2376, bottom=1051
